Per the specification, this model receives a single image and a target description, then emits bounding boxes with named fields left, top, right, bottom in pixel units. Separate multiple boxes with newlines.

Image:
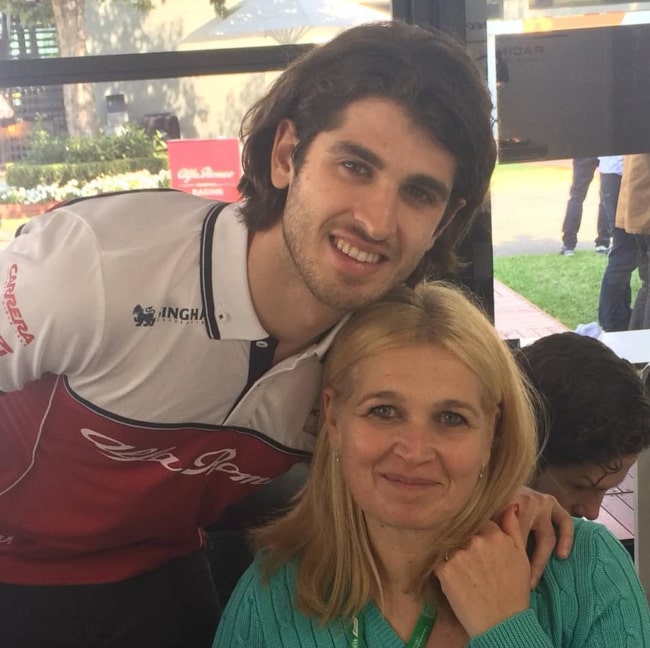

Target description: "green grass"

left=494, top=251, right=641, bottom=330
left=491, top=161, right=570, bottom=190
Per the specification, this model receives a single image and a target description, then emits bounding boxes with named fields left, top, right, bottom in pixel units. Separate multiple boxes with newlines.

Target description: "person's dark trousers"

left=630, top=234, right=650, bottom=329
left=596, top=172, right=621, bottom=247
left=561, top=157, right=599, bottom=250
left=598, top=226, right=638, bottom=331
left=0, top=551, right=220, bottom=648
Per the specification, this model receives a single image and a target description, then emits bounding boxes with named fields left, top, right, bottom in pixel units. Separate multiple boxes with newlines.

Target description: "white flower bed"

left=0, top=169, right=171, bottom=205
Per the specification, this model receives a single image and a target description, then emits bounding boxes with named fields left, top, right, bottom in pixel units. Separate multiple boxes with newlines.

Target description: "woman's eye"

left=440, top=411, right=466, bottom=426
left=368, top=405, right=398, bottom=420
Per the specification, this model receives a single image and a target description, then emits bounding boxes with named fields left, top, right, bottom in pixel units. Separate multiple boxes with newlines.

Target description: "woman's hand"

left=435, top=505, right=530, bottom=638
left=510, top=486, right=574, bottom=587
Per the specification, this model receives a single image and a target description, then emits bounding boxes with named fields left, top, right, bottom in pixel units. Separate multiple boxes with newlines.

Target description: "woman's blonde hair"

left=252, top=282, right=538, bottom=624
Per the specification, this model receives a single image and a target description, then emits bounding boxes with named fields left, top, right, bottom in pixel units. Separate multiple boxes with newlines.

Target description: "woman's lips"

left=382, top=472, right=437, bottom=487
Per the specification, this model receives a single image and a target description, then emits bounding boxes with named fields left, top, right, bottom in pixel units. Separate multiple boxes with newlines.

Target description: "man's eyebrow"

left=330, top=141, right=383, bottom=168
left=330, top=140, right=451, bottom=201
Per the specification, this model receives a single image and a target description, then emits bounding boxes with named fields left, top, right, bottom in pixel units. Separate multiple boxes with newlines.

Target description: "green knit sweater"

left=213, top=519, right=650, bottom=647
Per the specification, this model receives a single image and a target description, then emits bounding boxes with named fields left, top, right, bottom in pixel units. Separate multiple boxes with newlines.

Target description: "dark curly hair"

left=516, top=332, right=650, bottom=472
left=237, top=21, right=496, bottom=283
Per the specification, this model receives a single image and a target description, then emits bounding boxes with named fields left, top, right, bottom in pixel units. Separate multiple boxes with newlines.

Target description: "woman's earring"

left=478, top=463, right=486, bottom=480
left=334, top=450, right=340, bottom=464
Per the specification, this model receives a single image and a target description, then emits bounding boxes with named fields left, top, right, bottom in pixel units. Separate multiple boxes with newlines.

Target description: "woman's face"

left=324, top=343, right=497, bottom=535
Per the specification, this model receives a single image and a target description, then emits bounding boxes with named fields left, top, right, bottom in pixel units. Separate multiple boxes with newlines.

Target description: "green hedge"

left=6, top=156, right=168, bottom=188
left=23, top=123, right=165, bottom=165
left=5, top=123, right=169, bottom=189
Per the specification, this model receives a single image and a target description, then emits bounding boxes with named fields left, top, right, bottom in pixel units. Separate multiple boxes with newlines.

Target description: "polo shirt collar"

left=201, top=202, right=268, bottom=341
left=200, top=202, right=350, bottom=358
left=309, top=314, right=350, bottom=362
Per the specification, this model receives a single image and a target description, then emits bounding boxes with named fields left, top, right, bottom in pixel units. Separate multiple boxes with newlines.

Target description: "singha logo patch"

left=133, top=304, right=156, bottom=327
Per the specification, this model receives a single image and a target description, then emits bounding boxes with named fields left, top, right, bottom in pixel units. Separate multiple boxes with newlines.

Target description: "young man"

left=517, top=332, right=650, bottom=519
left=0, top=21, right=564, bottom=647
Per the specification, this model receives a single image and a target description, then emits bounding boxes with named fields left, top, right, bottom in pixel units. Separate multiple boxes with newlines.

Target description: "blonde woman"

left=214, top=283, right=650, bottom=647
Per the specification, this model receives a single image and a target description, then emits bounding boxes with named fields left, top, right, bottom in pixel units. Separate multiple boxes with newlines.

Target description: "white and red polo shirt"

left=0, top=190, right=344, bottom=585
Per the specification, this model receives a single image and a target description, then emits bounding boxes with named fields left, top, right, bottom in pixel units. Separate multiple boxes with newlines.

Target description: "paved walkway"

left=494, top=279, right=569, bottom=341
left=491, top=159, right=601, bottom=257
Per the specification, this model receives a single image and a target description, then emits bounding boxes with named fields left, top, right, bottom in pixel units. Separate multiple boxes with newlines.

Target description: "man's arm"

left=509, top=486, right=574, bottom=587
left=0, top=208, right=104, bottom=392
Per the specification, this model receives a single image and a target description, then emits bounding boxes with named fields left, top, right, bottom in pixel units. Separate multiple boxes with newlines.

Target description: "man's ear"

left=270, top=119, right=299, bottom=189
left=322, top=387, right=341, bottom=450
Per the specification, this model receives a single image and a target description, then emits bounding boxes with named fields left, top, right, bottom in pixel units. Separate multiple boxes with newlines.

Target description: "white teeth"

left=334, top=238, right=380, bottom=264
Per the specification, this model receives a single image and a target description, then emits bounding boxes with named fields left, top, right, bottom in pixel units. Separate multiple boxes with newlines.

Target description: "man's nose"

left=573, top=494, right=605, bottom=520
left=353, top=185, right=399, bottom=241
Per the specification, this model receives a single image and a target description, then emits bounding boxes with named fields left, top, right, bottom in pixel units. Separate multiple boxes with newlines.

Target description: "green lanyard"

left=348, top=601, right=437, bottom=648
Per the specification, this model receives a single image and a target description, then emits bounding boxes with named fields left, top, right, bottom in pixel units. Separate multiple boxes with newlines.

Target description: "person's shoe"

left=560, top=246, right=575, bottom=256
left=595, top=245, right=609, bottom=254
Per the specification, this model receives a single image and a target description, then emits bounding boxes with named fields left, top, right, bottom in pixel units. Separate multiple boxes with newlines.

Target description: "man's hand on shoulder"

left=505, top=486, right=573, bottom=588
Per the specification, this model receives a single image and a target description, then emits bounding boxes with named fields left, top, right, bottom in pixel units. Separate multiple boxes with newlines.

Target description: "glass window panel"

left=0, top=1, right=391, bottom=59
left=0, top=71, right=278, bottom=247
left=490, top=0, right=650, bottom=338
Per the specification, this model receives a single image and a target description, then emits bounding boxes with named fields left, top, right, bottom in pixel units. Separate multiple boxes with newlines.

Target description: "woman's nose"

left=392, top=423, right=435, bottom=463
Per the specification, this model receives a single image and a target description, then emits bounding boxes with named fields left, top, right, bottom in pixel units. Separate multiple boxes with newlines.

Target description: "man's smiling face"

left=269, top=97, right=462, bottom=312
